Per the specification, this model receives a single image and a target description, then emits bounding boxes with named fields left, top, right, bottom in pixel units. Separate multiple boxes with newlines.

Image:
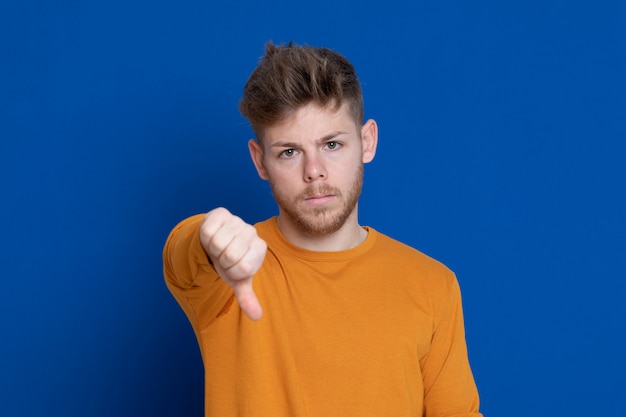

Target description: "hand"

left=199, top=207, right=267, bottom=320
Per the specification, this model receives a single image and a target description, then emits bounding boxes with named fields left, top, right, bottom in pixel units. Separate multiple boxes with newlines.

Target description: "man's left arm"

left=420, top=275, right=483, bottom=417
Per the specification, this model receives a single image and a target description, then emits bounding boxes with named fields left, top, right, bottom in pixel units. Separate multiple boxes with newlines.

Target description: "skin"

left=199, top=102, right=378, bottom=320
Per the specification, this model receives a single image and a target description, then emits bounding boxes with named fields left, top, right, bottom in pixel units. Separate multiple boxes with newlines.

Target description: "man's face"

left=249, top=102, right=376, bottom=236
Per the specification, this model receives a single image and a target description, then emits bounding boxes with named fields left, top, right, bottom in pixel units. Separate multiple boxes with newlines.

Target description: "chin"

left=295, top=207, right=354, bottom=236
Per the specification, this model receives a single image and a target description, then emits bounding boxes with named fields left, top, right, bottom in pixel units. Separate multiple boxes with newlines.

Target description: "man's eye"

left=280, top=149, right=296, bottom=158
left=326, top=141, right=340, bottom=150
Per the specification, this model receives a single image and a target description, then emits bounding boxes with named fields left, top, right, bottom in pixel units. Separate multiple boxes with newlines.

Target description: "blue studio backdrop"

left=1, top=1, right=625, bottom=416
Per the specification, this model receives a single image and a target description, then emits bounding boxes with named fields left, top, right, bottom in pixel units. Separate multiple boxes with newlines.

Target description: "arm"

left=420, top=276, right=482, bottom=417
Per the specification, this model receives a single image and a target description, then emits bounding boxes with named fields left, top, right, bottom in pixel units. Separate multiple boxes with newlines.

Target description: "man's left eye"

left=326, top=141, right=340, bottom=150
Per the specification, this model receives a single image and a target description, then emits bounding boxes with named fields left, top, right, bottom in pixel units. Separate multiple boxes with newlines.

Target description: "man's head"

left=242, top=42, right=377, bottom=244
left=239, top=41, right=364, bottom=139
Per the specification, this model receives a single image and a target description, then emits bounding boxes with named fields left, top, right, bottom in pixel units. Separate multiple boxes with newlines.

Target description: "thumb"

left=231, top=279, right=263, bottom=321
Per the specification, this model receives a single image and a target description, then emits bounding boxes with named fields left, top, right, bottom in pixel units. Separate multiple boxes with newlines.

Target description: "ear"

left=248, top=139, right=270, bottom=180
left=361, top=119, right=378, bottom=164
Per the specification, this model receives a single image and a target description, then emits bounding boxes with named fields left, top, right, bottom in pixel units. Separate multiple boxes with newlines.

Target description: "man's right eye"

left=280, top=149, right=296, bottom=158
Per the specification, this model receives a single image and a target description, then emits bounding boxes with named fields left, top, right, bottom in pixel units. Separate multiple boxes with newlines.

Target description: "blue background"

left=2, top=1, right=624, bottom=416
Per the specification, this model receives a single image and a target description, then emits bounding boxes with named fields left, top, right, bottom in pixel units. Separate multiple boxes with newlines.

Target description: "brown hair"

left=239, top=41, right=364, bottom=139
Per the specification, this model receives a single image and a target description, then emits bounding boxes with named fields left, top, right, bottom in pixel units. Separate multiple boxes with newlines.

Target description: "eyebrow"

left=269, top=131, right=348, bottom=148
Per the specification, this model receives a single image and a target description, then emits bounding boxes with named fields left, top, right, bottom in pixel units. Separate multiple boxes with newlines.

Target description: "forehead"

left=260, top=102, right=359, bottom=144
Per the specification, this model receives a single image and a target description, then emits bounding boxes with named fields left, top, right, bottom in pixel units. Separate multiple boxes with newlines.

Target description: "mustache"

left=298, top=185, right=342, bottom=200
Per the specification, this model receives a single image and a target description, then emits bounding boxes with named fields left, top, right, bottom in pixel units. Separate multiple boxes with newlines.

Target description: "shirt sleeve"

left=420, top=274, right=483, bottom=417
left=162, top=214, right=236, bottom=329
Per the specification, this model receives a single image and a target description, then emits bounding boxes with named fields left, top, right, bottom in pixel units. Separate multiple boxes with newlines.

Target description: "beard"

left=269, top=164, right=364, bottom=236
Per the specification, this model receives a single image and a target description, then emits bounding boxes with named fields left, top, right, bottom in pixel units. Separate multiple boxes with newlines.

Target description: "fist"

left=199, top=207, right=267, bottom=320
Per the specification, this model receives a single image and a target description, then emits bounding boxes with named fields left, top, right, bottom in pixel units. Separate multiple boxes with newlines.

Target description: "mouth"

left=303, top=194, right=336, bottom=207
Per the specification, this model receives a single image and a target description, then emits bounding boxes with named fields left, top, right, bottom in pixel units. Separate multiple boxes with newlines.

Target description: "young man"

left=163, top=42, right=482, bottom=417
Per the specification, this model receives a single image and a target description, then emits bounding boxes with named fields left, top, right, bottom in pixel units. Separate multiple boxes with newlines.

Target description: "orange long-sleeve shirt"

left=163, top=214, right=482, bottom=417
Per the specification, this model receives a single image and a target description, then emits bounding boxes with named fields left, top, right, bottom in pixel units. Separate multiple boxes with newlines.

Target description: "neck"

left=276, top=208, right=367, bottom=252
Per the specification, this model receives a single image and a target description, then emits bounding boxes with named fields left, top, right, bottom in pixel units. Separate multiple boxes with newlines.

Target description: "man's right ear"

left=248, top=139, right=270, bottom=180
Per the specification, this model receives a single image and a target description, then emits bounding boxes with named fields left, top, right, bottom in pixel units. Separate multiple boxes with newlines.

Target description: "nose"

left=303, top=153, right=326, bottom=182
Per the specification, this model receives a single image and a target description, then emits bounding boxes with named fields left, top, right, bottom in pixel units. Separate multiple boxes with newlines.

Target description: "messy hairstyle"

left=239, top=41, right=364, bottom=139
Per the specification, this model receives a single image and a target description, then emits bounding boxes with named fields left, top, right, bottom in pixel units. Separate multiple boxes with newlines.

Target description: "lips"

left=305, top=193, right=333, bottom=200
left=301, top=189, right=338, bottom=207
left=305, top=194, right=334, bottom=203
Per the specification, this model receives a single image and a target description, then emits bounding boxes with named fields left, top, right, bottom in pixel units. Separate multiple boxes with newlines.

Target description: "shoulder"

left=166, top=213, right=205, bottom=241
left=372, top=230, right=454, bottom=275
left=253, top=217, right=276, bottom=236
left=369, top=229, right=458, bottom=297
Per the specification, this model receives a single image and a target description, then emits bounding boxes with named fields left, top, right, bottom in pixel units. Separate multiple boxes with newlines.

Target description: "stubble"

left=270, top=164, right=364, bottom=236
